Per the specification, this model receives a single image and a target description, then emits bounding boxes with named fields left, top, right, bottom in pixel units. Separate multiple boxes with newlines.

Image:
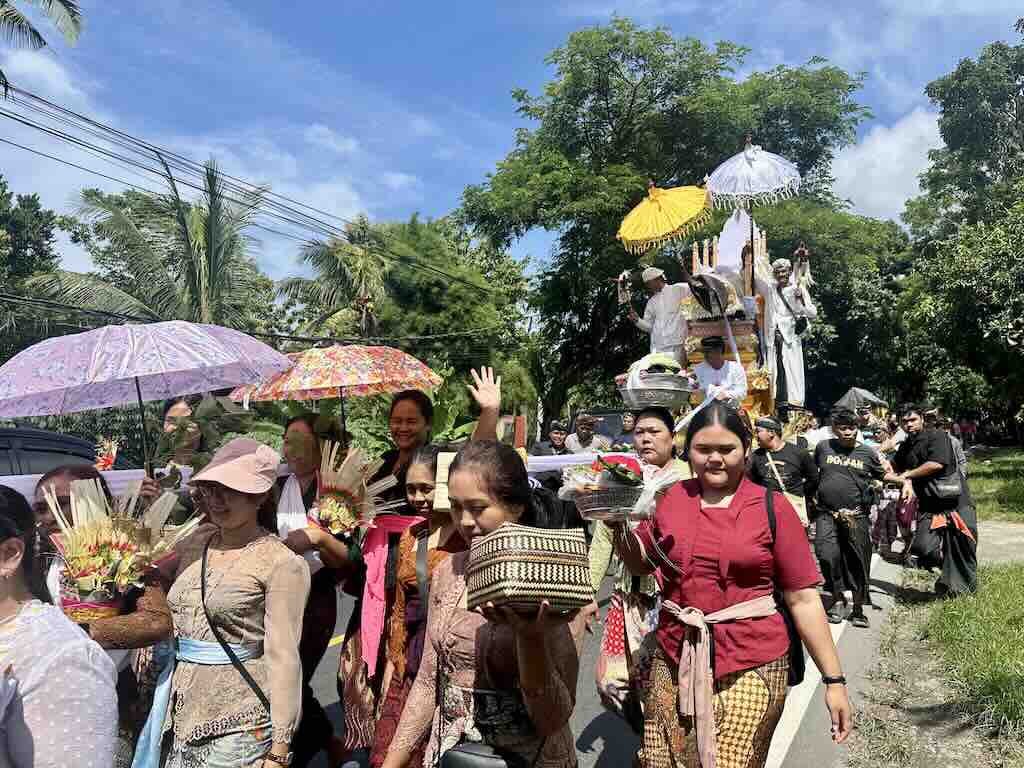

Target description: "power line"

left=0, top=293, right=521, bottom=352
left=1, top=86, right=496, bottom=295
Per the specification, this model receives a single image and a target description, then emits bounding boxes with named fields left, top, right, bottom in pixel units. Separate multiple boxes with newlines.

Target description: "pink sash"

left=361, top=514, right=424, bottom=675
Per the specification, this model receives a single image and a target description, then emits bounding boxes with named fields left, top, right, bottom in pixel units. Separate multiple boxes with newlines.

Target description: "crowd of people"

left=0, top=353, right=982, bottom=768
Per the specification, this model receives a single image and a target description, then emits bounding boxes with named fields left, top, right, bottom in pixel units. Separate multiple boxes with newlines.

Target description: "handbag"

left=924, top=435, right=963, bottom=499
left=466, top=524, right=593, bottom=613
left=440, top=742, right=539, bottom=768
left=776, top=286, right=809, bottom=336
left=200, top=538, right=271, bottom=712
left=765, top=491, right=806, bottom=687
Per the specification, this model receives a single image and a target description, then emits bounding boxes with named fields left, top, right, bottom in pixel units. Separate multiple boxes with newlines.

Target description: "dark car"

left=568, top=409, right=633, bottom=442
left=0, top=427, right=133, bottom=476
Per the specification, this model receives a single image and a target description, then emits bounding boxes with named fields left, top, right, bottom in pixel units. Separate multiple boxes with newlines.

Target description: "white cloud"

left=832, top=107, right=943, bottom=222
left=408, top=116, right=441, bottom=138
left=1, top=49, right=88, bottom=106
left=303, top=123, right=359, bottom=155
left=381, top=172, right=421, bottom=192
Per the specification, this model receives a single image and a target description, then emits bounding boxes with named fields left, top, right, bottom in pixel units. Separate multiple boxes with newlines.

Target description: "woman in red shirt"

left=614, top=401, right=851, bottom=768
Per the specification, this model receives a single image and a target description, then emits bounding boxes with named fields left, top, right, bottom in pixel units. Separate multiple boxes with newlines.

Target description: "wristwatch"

left=264, top=752, right=293, bottom=766
left=822, top=675, right=847, bottom=686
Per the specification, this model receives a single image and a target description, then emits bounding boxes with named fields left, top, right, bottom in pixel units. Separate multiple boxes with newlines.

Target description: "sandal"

left=826, top=605, right=846, bottom=624
left=849, top=612, right=870, bottom=629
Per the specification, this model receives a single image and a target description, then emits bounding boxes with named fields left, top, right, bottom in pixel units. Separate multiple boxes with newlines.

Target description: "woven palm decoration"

left=466, top=523, right=594, bottom=613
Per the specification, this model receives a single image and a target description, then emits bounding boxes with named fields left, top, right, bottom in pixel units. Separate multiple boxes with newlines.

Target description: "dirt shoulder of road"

left=841, top=567, right=1024, bottom=768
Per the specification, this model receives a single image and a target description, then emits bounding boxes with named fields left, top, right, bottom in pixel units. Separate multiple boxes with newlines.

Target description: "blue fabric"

left=131, top=638, right=263, bottom=768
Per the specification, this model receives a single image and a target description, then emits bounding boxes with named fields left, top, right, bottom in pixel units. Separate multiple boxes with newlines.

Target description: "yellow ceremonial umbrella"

left=617, top=182, right=712, bottom=255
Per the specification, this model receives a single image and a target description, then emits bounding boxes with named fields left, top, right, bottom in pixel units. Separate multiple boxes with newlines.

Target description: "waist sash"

left=131, top=637, right=264, bottom=768
left=661, top=594, right=777, bottom=768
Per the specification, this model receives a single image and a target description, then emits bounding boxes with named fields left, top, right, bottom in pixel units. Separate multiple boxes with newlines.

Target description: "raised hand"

left=469, top=367, right=502, bottom=414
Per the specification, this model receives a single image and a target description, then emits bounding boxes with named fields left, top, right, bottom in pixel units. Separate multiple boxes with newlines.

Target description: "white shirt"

left=0, top=601, right=117, bottom=768
left=755, top=277, right=818, bottom=346
left=693, top=359, right=748, bottom=402
left=635, top=283, right=690, bottom=351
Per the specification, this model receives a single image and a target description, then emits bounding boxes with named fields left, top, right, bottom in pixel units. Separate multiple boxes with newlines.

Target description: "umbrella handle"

left=134, top=377, right=153, bottom=477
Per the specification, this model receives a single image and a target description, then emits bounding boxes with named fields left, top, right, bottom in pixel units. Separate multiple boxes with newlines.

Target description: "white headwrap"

left=771, top=258, right=792, bottom=272
left=641, top=266, right=666, bottom=283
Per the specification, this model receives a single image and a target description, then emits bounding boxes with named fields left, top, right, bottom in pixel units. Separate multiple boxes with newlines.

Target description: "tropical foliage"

left=0, top=0, right=82, bottom=92
left=31, top=161, right=273, bottom=331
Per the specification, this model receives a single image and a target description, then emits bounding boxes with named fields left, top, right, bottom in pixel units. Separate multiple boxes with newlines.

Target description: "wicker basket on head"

left=618, top=372, right=694, bottom=410
left=466, top=524, right=593, bottom=614
left=573, top=485, right=645, bottom=522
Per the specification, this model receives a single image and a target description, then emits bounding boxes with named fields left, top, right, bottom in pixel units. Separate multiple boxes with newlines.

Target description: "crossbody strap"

left=766, top=451, right=787, bottom=492
left=201, top=537, right=272, bottom=713
left=775, top=285, right=803, bottom=319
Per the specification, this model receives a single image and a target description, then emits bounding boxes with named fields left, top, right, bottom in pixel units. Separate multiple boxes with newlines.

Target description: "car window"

left=0, top=441, right=13, bottom=476
left=21, top=449, right=92, bottom=476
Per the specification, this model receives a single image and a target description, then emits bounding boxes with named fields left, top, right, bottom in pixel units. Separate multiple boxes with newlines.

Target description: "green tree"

left=0, top=1, right=81, bottom=92
left=32, top=161, right=272, bottom=330
left=462, top=17, right=869, bottom=424
left=904, top=25, right=1024, bottom=241
left=278, top=214, right=391, bottom=338
left=906, top=196, right=1024, bottom=436
left=0, top=173, right=59, bottom=285
left=372, top=215, right=521, bottom=375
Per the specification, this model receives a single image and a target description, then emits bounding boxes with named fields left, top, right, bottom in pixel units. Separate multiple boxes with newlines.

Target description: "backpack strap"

left=766, top=489, right=776, bottom=547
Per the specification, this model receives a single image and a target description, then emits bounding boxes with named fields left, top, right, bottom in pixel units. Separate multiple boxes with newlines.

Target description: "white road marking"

left=764, top=554, right=881, bottom=768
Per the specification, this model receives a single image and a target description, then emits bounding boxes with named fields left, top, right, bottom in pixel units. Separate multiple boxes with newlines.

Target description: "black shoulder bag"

left=766, top=491, right=807, bottom=687
left=924, top=433, right=963, bottom=500
left=200, top=538, right=271, bottom=713
left=776, top=286, right=809, bottom=337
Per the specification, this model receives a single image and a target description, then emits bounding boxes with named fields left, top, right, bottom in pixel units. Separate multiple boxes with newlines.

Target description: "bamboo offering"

left=310, top=442, right=404, bottom=536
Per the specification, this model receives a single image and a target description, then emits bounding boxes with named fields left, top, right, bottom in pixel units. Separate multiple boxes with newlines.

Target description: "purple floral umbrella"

left=0, top=321, right=292, bottom=470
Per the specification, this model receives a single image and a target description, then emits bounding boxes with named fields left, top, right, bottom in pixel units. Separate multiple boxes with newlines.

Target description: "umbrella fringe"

left=617, top=206, right=713, bottom=256
left=710, top=182, right=801, bottom=210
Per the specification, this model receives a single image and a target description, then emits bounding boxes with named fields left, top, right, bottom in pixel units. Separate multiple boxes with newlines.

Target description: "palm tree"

left=279, top=214, right=391, bottom=337
left=29, top=160, right=269, bottom=328
left=1, top=1, right=82, bottom=93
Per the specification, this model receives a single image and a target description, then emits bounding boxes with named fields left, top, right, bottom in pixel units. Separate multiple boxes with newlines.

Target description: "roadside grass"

left=924, top=563, right=1024, bottom=738
left=968, top=448, right=1024, bottom=522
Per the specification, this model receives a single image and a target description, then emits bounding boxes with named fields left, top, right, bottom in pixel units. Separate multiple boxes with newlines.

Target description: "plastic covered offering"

left=616, top=352, right=697, bottom=409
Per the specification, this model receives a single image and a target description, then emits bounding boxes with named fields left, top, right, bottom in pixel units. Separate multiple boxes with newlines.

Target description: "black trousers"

left=910, top=498, right=979, bottom=595
left=292, top=568, right=340, bottom=767
left=815, top=510, right=872, bottom=611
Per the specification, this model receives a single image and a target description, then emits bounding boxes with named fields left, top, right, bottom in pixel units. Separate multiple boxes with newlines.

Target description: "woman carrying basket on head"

left=612, top=401, right=851, bottom=768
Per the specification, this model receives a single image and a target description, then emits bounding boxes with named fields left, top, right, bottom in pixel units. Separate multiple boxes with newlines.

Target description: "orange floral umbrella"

left=230, top=344, right=442, bottom=404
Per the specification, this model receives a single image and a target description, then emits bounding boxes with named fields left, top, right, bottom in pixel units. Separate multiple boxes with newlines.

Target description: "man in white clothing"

left=628, top=266, right=691, bottom=364
left=693, top=336, right=747, bottom=408
left=755, top=256, right=817, bottom=410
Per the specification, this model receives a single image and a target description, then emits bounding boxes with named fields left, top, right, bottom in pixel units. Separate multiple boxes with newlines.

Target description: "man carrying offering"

left=814, top=408, right=905, bottom=628
left=692, top=335, right=747, bottom=409
left=628, top=266, right=691, bottom=364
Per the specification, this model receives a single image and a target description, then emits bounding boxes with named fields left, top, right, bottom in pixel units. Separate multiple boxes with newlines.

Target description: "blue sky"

left=1, top=0, right=1020, bottom=279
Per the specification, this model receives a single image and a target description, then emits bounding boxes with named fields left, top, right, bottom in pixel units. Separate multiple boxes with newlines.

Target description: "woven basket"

left=466, top=524, right=594, bottom=613
left=573, top=486, right=645, bottom=522
left=619, top=373, right=694, bottom=410
left=61, top=595, right=123, bottom=624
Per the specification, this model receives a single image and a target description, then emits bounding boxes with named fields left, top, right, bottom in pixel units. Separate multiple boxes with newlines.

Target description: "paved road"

left=307, top=558, right=903, bottom=768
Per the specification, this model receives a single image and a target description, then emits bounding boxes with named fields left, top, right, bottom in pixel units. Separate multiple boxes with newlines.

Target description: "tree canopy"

left=462, top=17, right=870, bottom=423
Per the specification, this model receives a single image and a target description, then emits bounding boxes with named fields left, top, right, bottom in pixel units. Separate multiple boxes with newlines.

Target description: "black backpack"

left=766, top=490, right=807, bottom=686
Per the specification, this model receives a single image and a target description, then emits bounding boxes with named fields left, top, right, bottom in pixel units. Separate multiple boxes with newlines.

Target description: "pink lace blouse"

left=389, top=551, right=585, bottom=767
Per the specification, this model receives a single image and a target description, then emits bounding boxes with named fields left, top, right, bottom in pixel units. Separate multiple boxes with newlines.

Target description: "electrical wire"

left=1, top=85, right=496, bottom=295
